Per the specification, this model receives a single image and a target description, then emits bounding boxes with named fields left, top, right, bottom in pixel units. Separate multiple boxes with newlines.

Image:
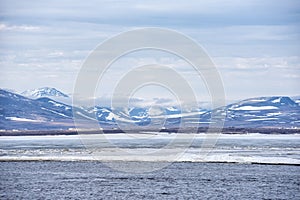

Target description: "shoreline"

left=0, top=159, right=299, bottom=166
left=0, top=127, right=299, bottom=136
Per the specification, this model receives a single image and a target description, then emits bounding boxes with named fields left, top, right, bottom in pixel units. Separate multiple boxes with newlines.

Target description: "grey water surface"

left=0, top=161, right=299, bottom=200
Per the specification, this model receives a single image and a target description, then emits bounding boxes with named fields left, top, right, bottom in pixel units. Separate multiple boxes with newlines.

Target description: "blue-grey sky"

left=0, top=0, right=299, bottom=101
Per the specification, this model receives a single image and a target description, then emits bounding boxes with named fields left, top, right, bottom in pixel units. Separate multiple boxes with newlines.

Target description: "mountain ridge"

left=1, top=88, right=299, bottom=132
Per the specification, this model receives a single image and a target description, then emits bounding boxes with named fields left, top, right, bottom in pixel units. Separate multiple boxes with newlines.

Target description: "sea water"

left=1, top=161, right=299, bottom=199
left=0, top=133, right=299, bottom=199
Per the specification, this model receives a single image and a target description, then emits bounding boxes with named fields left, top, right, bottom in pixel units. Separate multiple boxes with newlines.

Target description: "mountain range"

left=0, top=87, right=299, bottom=133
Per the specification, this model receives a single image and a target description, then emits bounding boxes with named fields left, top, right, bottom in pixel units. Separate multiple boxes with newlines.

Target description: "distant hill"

left=223, top=96, right=300, bottom=128
left=0, top=89, right=73, bottom=130
left=1, top=89, right=300, bottom=132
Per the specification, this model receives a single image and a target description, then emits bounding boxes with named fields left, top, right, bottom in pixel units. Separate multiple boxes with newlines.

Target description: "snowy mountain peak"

left=166, top=106, right=180, bottom=112
left=229, top=96, right=297, bottom=110
left=22, top=87, right=68, bottom=98
left=269, top=96, right=297, bottom=106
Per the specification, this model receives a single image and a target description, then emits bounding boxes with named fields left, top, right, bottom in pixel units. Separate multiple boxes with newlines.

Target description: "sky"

left=0, top=0, right=299, bottom=104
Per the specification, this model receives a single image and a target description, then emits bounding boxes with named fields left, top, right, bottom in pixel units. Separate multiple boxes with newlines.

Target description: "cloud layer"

left=0, top=0, right=299, bottom=101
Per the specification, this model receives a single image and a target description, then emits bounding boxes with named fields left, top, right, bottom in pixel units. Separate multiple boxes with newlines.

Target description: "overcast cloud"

left=0, top=0, right=299, bottom=102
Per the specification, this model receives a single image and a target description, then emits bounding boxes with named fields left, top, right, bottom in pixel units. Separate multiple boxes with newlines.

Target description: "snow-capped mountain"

left=164, top=106, right=181, bottom=125
left=291, top=96, right=300, bottom=105
left=128, top=107, right=151, bottom=126
left=22, top=87, right=69, bottom=98
left=0, top=89, right=74, bottom=130
left=200, top=96, right=300, bottom=128
left=1, top=88, right=300, bottom=131
left=90, top=106, right=182, bottom=127
left=0, top=89, right=98, bottom=131
left=93, top=106, right=115, bottom=123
